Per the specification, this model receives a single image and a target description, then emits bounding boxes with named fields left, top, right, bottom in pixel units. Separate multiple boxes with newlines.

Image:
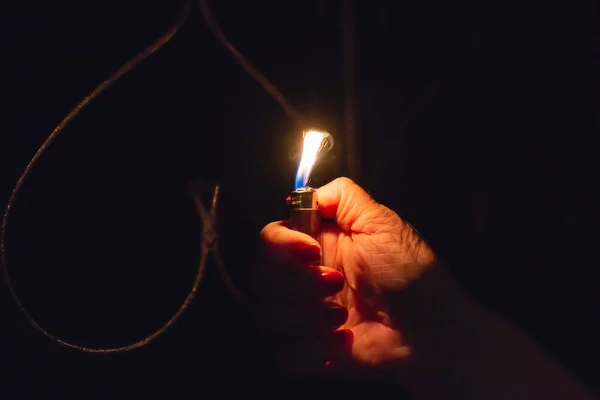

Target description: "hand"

left=252, top=177, right=437, bottom=380
left=252, top=177, right=598, bottom=399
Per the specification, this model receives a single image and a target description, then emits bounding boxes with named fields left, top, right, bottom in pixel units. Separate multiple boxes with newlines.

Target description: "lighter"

left=289, top=187, right=321, bottom=240
left=288, top=187, right=322, bottom=265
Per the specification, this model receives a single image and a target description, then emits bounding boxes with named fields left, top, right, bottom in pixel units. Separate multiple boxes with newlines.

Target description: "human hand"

left=251, top=176, right=598, bottom=399
left=252, top=177, right=439, bottom=380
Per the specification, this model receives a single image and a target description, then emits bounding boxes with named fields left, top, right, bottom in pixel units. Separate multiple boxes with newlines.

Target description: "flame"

left=295, top=130, right=333, bottom=189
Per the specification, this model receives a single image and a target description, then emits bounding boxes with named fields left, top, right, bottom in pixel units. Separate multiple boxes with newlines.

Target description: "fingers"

left=253, top=301, right=348, bottom=337
left=255, top=209, right=354, bottom=378
left=256, top=220, right=345, bottom=300
left=315, top=177, right=377, bottom=231
left=248, top=264, right=345, bottom=300
left=274, top=330, right=354, bottom=376
left=260, top=220, right=320, bottom=265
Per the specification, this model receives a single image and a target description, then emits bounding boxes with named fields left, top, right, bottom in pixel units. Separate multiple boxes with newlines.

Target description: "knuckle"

left=259, top=221, right=281, bottom=243
left=335, top=176, right=356, bottom=187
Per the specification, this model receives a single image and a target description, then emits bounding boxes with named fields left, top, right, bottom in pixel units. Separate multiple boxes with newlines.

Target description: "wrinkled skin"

left=254, top=177, right=436, bottom=377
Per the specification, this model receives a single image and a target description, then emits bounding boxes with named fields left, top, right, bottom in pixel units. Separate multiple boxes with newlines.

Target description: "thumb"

left=315, top=177, right=377, bottom=231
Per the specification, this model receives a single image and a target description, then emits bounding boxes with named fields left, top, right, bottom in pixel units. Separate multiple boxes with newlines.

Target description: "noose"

left=0, top=1, right=197, bottom=354
left=0, top=0, right=304, bottom=353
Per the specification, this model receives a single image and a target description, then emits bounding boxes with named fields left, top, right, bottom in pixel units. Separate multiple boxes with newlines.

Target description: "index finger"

left=260, top=220, right=322, bottom=265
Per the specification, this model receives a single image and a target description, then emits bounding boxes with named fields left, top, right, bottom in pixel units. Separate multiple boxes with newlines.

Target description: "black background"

left=1, top=0, right=599, bottom=397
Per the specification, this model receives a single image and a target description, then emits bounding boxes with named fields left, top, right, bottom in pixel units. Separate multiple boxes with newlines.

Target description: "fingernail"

left=327, top=306, right=348, bottom=327
left=331, top=329, right=353, bottom=351
left=321, top=271, right=344, bottom=293
left=299, top=243, right=321, bottom=263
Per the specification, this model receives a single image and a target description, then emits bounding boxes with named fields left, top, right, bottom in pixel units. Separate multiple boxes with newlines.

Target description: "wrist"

left=388, top=263, right=487, bottom=398
left=388, top=264, right=595, bottom=400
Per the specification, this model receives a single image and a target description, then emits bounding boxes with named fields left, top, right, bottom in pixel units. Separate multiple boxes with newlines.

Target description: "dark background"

left=1, top=0, right=599, bottom=397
